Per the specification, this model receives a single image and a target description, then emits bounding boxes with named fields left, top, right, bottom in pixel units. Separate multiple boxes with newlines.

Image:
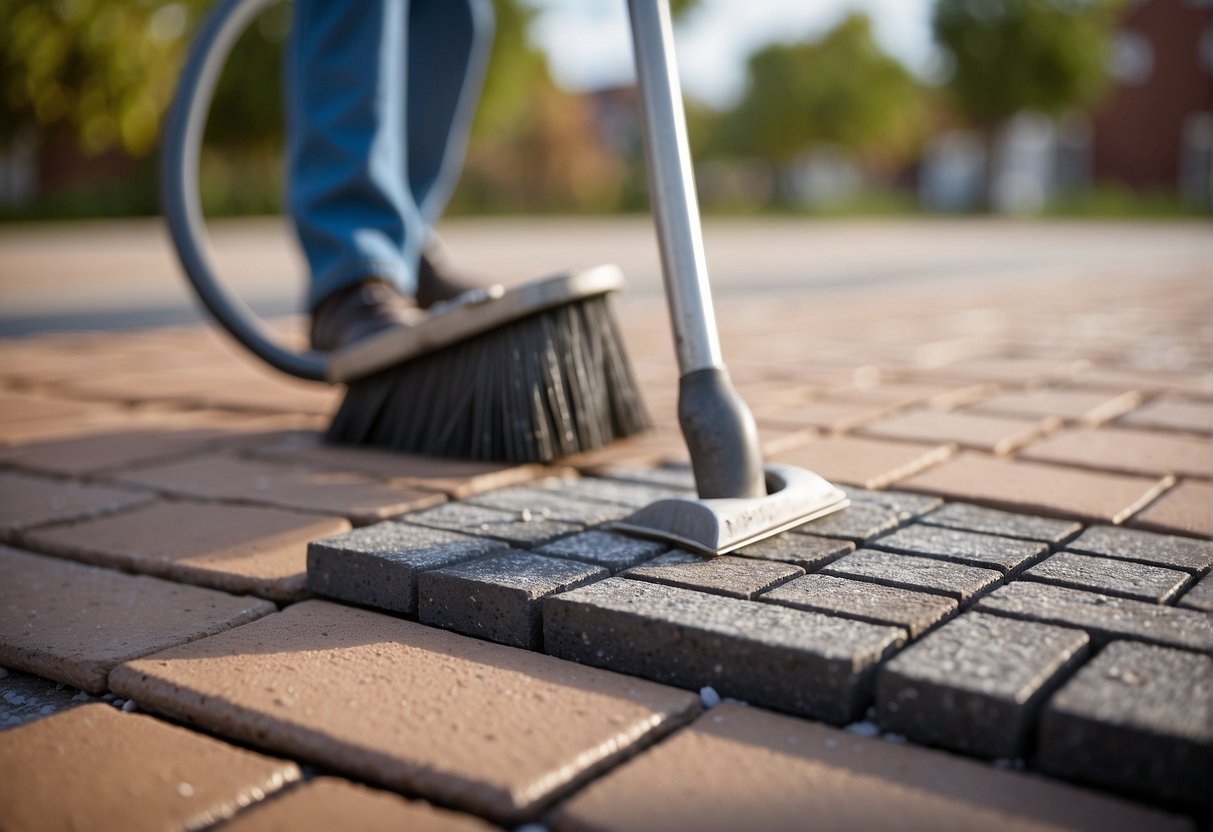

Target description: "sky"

left=526, top=0, right=938, bottom=109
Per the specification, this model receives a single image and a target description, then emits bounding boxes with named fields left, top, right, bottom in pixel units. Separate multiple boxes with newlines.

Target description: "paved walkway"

left=2, top=215, right=1211, bottom=332
left=0, top=222, right=1210, bottom=830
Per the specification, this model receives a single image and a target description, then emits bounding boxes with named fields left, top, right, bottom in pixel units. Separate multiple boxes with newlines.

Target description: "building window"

left=1109, top=31, right=1154, bottom=85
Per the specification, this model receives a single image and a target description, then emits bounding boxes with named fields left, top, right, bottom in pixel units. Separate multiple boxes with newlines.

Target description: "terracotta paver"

left=0, top=410, right=300, bottom=476
left=0, top=703, right=300, bottom=832
left=111, top=600, right=700, bottom=824
left=20, top=500, right=349, bottom=601
left=825, top=381, right=995, bottom=411
left=968, top=389, right=1142, bottom=425
left=247, top=431, right=561, bottom=497
left=0, top=390, right=113, bottom=428
left=0, top=546, right=274, bottom=692
left=921, top=357, right=1091, bottom=387
left=1116, top=397, right=1212, bottom=435
left=221, top=777, right=496, bottom=832
left=0, top=392, right=129, bottom=444
left=551, top=703, right=1187, bottom=832
left=749, top=399, right=895, bottom=433
left=1018, top=427, right=1212, bottom=479
left=0, top=470, right=152, bottom=533
left=896, top=452, right=1172, bottom=524
left=770, top=436, right=954, bottom=490
left=1131, top=480, right=1213, bottom=538
left=1075, top=367, right=1213, bottom=399
left=111, top=452, right=446, bottom=524
left=857, top=410, right=1059, bottom=456
left=55, top=362, right=341, bottom=415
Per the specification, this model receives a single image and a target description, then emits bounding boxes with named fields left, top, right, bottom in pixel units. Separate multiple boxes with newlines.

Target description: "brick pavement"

left=1, top=267, right=1210, bottom=828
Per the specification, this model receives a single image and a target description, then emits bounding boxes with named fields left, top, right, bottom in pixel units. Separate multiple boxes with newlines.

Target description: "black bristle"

left=325, top=296, right=652, bottom=463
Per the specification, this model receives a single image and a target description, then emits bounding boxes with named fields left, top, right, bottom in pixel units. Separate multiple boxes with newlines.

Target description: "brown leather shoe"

left=309, top=279, right=417, bottom=351
left=416, top=250, right=482, bottom=309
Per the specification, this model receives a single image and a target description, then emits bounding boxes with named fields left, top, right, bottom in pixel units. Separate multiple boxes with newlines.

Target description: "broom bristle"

left=325, top=296, right=652, bottom=463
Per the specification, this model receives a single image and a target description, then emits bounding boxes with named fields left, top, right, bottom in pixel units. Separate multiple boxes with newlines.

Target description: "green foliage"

left=1043, top=182, right=1208, bottom=218
left=205, top=1, right=289, bottom=150
left=0, top=0, right=198, bottom=155
left=932, top=0, right=1121, bottom=126
left=714, top=14, right=927, bottom=166
left=470, top=0, right=547, bottom=141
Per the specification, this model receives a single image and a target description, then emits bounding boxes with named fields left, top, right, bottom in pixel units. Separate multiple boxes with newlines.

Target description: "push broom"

left=164, top=0, right=848, bottom=554
left=161, top=0, right=650, bottom=464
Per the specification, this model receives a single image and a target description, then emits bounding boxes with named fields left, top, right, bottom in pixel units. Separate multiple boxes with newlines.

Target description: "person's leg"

left=286, top=0, right=423, bottom=310
left=406, top=0, right=495, bottom=228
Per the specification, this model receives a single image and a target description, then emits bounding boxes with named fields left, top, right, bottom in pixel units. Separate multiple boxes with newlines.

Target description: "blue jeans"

left=286, top=0, right=494, bottom=309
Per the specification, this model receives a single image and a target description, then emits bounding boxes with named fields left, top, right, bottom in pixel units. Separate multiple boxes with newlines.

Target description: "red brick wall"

left=1091, top=0, right=1213, bottom=190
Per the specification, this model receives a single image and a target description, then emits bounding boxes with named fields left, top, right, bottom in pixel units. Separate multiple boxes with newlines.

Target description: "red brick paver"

left=920, top=357, right=1091, bottom=387
left=897, top=453, right=1173, bottom=524
left=1018, top=426, right=1211, bottom=479
left=968, top=388, right=1142, bottom=425
left=112, top=452, right=446, bottom=525
left=1131, top=480, right=1213, bottom=538
left=1116, top=397, right=1213, bottom=435
left=0, top=410, right=306, bottom=476
left=111, top=600, right=700, bottom=824
left=771, top=436, right=954, bottom=490
left=221, top=777, right=496, bottom=832
left=20, top=500, right=349, bottom=601
left=0, top=470, right=152, bottom=533
left=552, top=704, right=1187, bottom=832
left=247, top=431, right=563, bottom=497
left=0, top=546, right=274, bottom=692
left=857, top=410, right=1059, bottom=456
left=0, top=704, right=300, bottom=832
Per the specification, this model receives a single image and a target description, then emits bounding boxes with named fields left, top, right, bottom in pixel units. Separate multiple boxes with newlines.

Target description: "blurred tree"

left=932, top=0, right=1121, bottom=205
left=714, top=14, right=927, bottom=172
left=455, top=0, right=624, bottom=212
left=0, top=0, right=624, bottom=216
left=0, top=0, right=198, bottom=156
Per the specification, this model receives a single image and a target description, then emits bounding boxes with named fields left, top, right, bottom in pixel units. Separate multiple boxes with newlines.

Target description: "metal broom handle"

left=625, top=0, right=721, bottom=375
left=627, top=0, right=766, bottom=499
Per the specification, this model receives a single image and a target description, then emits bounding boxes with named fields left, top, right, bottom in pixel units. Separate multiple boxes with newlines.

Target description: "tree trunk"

left=978, top=123, right=1000, bottom=213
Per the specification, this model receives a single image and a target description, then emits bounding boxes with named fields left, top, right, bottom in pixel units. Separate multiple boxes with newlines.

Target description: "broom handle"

left=625, top=0, right=720, bottom=374
left=627, top=0, right=766, bottom=500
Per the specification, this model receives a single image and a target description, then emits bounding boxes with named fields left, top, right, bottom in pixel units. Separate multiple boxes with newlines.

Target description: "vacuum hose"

left=161, top=0, right=328, bottom=381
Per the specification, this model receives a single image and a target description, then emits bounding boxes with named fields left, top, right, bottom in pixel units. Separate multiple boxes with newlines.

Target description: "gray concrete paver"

left=1023, top=550, right=1191, bottom=603
left=419, top=550, right=607, bottom=649
left=974, top=581, right=1212, bottom=651
left=1038, top=641, right=1212, bottom=804
left=759, top=573, right=957, bottom=637
left=537, top=530, right=670, bottom=571
left=403, top=502, right=584, bottom=547
left=868, top=523, right=1049, bottom=575
left=307, top=522, right=506, bottom=614
left=918, top=501, right=1081, bottom=544
left=876, top=612, right=1089, bottom=758
left=544, top=577, right=904, bottom=723
left=821, top=549, right=1003, bottom=603
left=621, top=550, right=803, bottom=599
left=732, top=532, right=855, bottom=571
left=1064, top=525, right=1213, bottom=575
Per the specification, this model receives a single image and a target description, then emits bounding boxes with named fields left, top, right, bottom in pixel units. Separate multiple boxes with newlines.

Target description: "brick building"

left=1092, top=0, right=1213, bottom=197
